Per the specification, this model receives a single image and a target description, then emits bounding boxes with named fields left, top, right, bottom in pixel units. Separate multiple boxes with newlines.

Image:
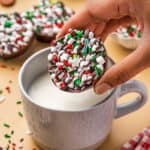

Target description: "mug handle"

left=115, top=80, right=148, bottom=118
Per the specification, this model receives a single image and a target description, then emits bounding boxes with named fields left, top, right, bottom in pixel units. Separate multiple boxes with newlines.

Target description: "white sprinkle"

left=18, top=143, right=23, bottom=149
left=60, top=53, right=69, bottom=61
left=48, top=53, right=53, bottom=61
left=25, top=130, right=32, bottom=135
left=96, top=56, right=105, bottom=64
left=50, top=47, right=56, bottom=52
left=68, top=38, right=75, bottom=44
left=68, top=82, right=74, bottom=88
left=80, top=61, right=88, bottom=67
left=89, top=32, right=94, bottom=39
left=0, top=96, right=5, bottom=104
left=82, top=75, right=87, bottom=82
left=123, top=142, right=132, bottom=148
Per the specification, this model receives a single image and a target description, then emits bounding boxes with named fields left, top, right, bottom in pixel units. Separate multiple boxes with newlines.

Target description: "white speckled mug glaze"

left=19, top=48, right=148, bottom=150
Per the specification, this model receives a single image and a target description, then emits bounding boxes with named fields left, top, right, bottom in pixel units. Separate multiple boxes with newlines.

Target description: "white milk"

left=28, top=73, right=111, bottom=111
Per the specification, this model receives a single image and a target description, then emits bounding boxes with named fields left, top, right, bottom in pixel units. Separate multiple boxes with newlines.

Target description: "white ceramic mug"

left=19, top=48, right=148, bottom=150
left=110, top=32, right=140, bottom=50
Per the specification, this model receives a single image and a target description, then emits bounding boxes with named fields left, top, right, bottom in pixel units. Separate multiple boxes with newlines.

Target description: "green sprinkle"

left=4, top=21, right=12, bottom=28
left=11, top=130, right=14, bottom=135
left=16, top=101, right=22, bottom=104
left=69, top=70, right=76, bottom=76
left=8, top=32, right=12, bottom=36
left=67, top=34, right=72, bottom=39
left=39, top=10, right=47, bottom=15
left=76, top=31, right=83, bottom=38
left=19, top=32, right=24, bottom=37
left=92, top=55, right=96, bottom=62
left=82, top=39, right=89, bottom=56
left=3, top=123, right=10, bottom=128
left=8, top=140, right=11, bottom=144
left=36, top=26, right=42, bottom=34
left=58, top=38, right=64, bottom=44
left=88, top=47, right=92, bottom=53
left=73, top=54, right=78, bottom=59
left=64, top=66, right=69, bottom=71
left=26, top=11, right=34, bottom=20
left=6, top=146, right=9, bottom=150
left=100, top=51, right=105, bottom=57
left=137, top=32, right=141, bottom=38
left=95, top=67, right=102, bottom=76
left=37, top=4, right=43, bottom=8
left=9, top=80, right=12, bottom=83
left=18, top=112, right=23, bottom=118
left=48, top=18, right=53, bottom=22
left=4, top=134, right=11, bottom=139
left=0, top=90, right=3, bottom=94
left=73, top=42, right=79, bottom=48
left=74, top=78, right=81, bottom=86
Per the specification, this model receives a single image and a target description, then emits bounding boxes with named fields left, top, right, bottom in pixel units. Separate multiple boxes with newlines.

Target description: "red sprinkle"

left=67, top=44, right=73, bottom=49
left=45, top=24, right=52, bottom=28
left=129, top=32, right=135, bottom=37
left=36, top=15, right=42, bottom=19
left=60, top=82, right=65, bottom=89
left=83, top=70, right=90, bottom=74
left=56, top=23, right=64, bottom=28
left=16, top=18, right=22, bottom=24
left=5, top=86, right=11, bottom=93
left=66, top=49, right=73, bottom=55
left=52, top=55, right=59, bottom=62
left=80, top=43, right=84, bottom=47
left=63, top=60, right=71, bottom=67
left=58, top=65, right=64, bottom=70
left=71, top=31, right=76, bottom=36
left=12, top=143, right=16, bottom=147
left=16, top=37, right=23, bottom=41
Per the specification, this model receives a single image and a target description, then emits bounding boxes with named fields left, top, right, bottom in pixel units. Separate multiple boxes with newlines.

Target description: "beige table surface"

left=0, top=0, right=150, bottom=150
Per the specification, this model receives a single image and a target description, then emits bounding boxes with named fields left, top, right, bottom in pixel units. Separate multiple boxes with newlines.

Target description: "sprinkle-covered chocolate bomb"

left=116, top=24, right=142, bottom=38
left=0, top=12, right=33, bottom=59
left=48, top=29, right=107, bottom=92
left=22, top=1, right=74, bottom=42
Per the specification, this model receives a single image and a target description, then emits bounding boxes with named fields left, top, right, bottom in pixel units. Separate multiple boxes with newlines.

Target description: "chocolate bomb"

left=48, top=29, right=107, bottom=92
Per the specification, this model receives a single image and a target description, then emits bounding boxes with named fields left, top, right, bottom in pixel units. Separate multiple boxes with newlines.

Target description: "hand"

left=58, top=0, right=150, bottom=94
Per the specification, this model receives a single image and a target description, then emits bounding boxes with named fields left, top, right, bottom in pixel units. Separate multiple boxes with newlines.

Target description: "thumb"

left=94, top=40, right=150, bottom=94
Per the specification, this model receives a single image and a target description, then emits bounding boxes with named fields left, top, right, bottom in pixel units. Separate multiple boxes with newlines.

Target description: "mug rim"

left=19, top=48, right=117, bottom=113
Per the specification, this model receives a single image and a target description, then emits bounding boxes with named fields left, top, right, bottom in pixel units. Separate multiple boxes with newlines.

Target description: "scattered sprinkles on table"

left=116, top=24, right=142, bottom=39
left=22, top=0, right=74, bottom=42
left=48, top=29, right=107, bottom=92
left=0, top=12, right=34, bottom=59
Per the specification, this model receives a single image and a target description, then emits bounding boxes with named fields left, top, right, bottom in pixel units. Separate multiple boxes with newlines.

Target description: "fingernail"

left=95, top=83, right=111, bottom=94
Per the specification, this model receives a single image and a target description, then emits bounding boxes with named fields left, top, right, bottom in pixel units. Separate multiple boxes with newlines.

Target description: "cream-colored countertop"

left=0, top=0, right=150, bottom=150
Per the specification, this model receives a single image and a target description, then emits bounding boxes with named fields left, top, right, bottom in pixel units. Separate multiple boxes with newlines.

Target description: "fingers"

left=94, top=38, right=150, bottom=94
left=57, top=8, right=90, bottom=38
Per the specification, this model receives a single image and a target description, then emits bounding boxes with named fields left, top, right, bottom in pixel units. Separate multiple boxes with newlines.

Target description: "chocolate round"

left=0, top=12, right=34, bottom=59
left=48, top=29, right=107, bottom=92
left=22, top=1, right=74, bottom=42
